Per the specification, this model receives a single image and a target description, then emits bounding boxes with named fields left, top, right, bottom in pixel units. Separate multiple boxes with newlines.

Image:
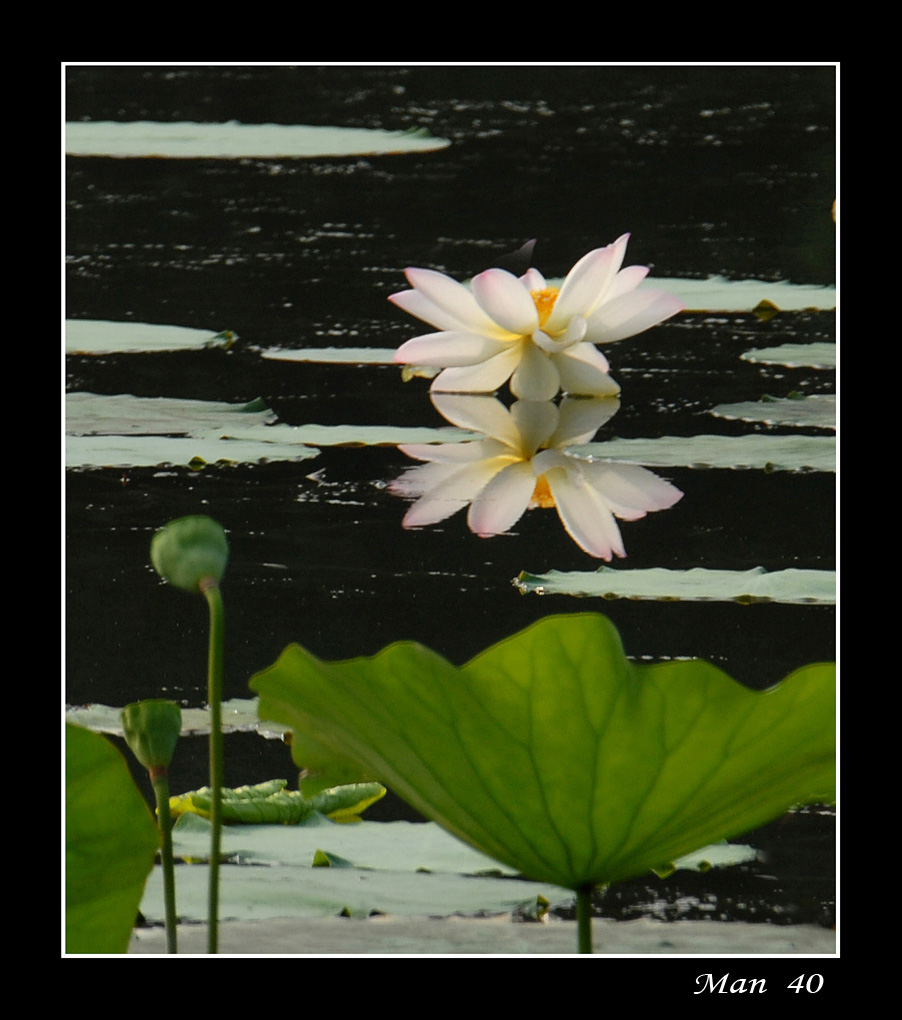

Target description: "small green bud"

left=121, top=699, right=183, bottom=772
left=150, top=515, right=229, bottom=593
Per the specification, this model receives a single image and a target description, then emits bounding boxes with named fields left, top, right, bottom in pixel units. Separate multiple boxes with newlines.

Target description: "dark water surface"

left=65, top=65, right=836, bottom=928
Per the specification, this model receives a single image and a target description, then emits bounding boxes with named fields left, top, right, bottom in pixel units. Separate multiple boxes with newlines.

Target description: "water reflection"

left=389, top=394, right=682, bottom=561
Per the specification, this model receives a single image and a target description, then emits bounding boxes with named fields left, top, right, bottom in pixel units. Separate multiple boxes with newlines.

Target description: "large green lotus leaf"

left=65, top=723, right=160, bottom=953
left=251, top=613, right=835, bottom=891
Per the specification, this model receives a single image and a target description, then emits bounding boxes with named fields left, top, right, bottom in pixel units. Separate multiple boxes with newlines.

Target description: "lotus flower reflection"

left=390, top=235, right=684, bottom=401
left=389, top=394, right=682, bottom=560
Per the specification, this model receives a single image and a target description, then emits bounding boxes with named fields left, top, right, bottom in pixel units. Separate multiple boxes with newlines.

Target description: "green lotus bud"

left=121, top=699, right=182, bottom=773
left=150, top=515, right=229, bottom=593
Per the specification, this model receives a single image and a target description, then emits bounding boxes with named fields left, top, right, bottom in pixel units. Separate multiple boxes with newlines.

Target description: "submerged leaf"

left=251, top=613, right=835, bottom=892
left=169, top=779, right=386, bottom=825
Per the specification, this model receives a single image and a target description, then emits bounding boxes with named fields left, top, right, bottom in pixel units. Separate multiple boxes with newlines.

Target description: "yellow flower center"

left=530, top=287, right=560, bottom=329
left=529, top=474, right=556, bottom=509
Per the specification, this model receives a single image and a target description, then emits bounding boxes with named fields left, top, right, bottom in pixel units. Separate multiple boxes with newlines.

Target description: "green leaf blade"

left=252, top=614, right=834, bottom=892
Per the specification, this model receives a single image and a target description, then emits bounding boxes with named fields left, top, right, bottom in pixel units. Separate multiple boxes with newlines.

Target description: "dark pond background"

left=65, top=65, right=836, bottom=928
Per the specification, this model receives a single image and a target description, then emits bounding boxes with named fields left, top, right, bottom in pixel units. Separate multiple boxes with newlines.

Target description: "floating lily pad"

left=65, top=434, right=321, bottom=469
left=65, top=320, right=236, bottom=355
left=251, top=613, right=835, bottom=891
left=66, top=392, right=276, bottom=436
left=565, top=433, right=834, bottom=473
left=65, top=392, right=482, bottom=468
left=637, top=277, right=835, bottom=312
left=261, top=347, right=400, bottom=365
left=65, top=697, right=280, bottom=738
left=513, top=566, right=835, bottom=604
left=65, top=121, right=451, bottom=159
left=740, top=343, right=836, bottom=369
left=710, top=394, right=835, bottom=430
left=140, top=857, right=564, bottom=922
left=138, top=813, right=754, bottom=923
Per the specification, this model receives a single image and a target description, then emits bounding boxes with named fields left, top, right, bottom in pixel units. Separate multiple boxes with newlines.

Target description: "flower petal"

left=545, top=236, right=630, bottom=332
left=393, top=330, right=512, bottom=367
left=430, top=345, right=523, bottom=394
left=554, top=343, right=621, bottom=397
left=397, top=267, right=515, bottom=338
left=510, top=342, right=561, bottom=401
left=399, top=456, right=513, bottom=528
left=397, top=440, right=496, bottom=464
left=509, top=399, right=560, bottom=455
left=607, top=264, right=649, bottom=300
left=545, top=465, right=626, bottom=560
left=550, top=395, right=621, bottom=447
left=467, top=460, right=537, bottom=537
left=584, top=463, right=683, bottom=518
left=520, top=267, right=546, bottom=290
left=430, top=394, right=524, bottom=447
left=471, top=268, right=540, bottom=334
left=584, top=288, right=684, bottom=344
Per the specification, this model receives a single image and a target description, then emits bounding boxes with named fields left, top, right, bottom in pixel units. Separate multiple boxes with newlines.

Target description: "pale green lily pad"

left=66, top=392, right=477, bottom=467
left=262, top=347, right=400, bottom=365
left=139, top=814, right=754, bottom=922
left=66, top=434, right=321, bottom=469
left=710, top=394, right=835, bottom=430
left=269, top=423, right=477, bottom=447
left=565, top=434, right=834, bottom=473
left=170, top=813, right=753, bottom=877
left=140, top=859, right=564, bottom=922
left=65, top=697, right=282, bottom=738
left=514, top=567, right=835, bottom=604
left=65, top=121, right=451, bottom=159
left=65, top=320, right=236, bottom=355
left=638, top=277, right=835, bottom=312
left=66, top=392, right=276, bottom=435
left=251, top=613, right=835, bottom=891
left=740, top=343, right=836, bottom=369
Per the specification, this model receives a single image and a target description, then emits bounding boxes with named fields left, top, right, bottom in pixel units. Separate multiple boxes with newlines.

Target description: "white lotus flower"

left=389, top=235, right=684, bottom=401
left=389, top=394, right=682, bottom=560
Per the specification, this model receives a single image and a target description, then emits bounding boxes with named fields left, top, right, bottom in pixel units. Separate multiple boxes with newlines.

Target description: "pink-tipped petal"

left=584, top=289, right=684, bottom=344
left=467, top=460, right=536, bottom=537
left=471, top=268, right=540, bottom=334
left=586, top=463, right=683, bottom=516
left=393, top=330, right=511, bottom=367
left=400, top=457, right=510, bottom=529
left=606, top=264, right=649, bottom=300
left=545, top=465, right=626, bottom=560
left=402, top=267, right=515, bottom=339
left=545, top=242, right=626, bottom=331
left=520, top=267, right=546, bottom=290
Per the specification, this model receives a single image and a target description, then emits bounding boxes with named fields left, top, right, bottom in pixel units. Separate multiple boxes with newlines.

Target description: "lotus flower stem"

left=149, top=767, right=178, bottom=953
left=576, top=884, right=594, bottom=954
left=201, top=577, right=225, bottom=955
